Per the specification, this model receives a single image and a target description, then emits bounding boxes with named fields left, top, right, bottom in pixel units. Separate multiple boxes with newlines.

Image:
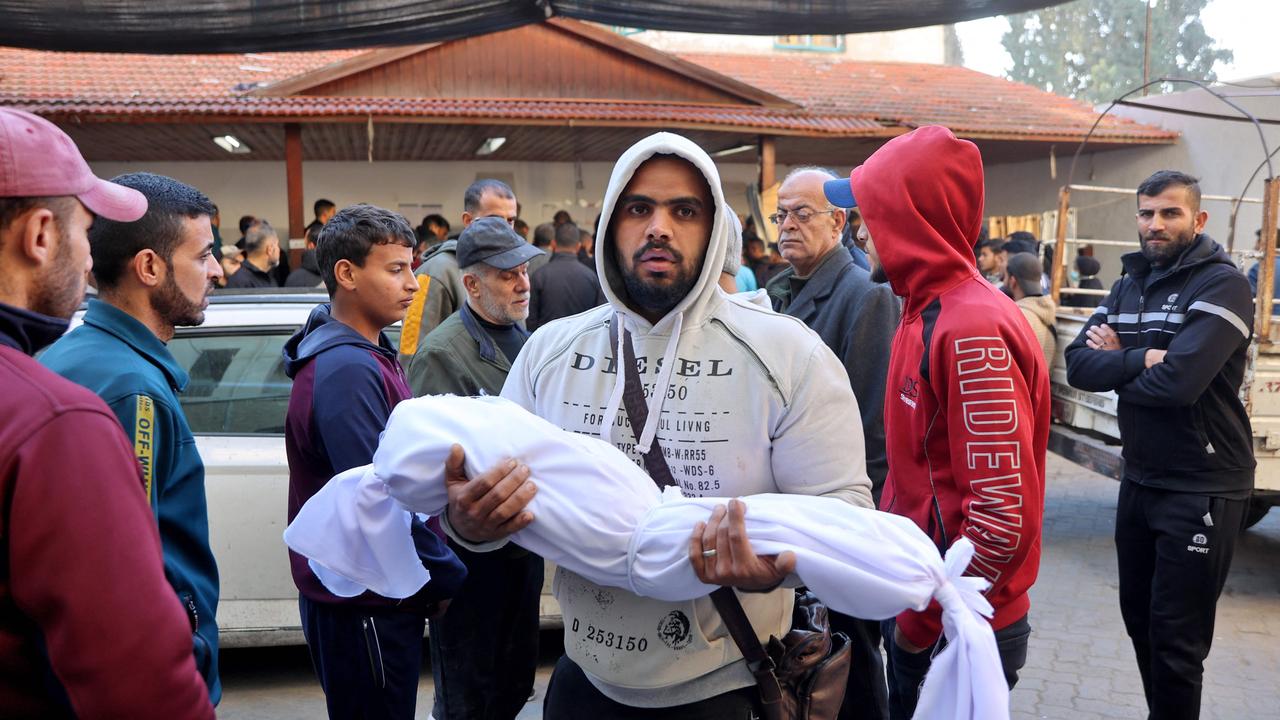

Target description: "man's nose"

left=646, top=209, right=673, bottom=242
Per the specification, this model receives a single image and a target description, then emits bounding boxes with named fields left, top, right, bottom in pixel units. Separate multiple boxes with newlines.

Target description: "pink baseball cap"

left=0, top=107, right=146, bottom=222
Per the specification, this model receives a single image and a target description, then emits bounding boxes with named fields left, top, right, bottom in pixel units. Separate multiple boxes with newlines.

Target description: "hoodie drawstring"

left=600, top=311, right=686, bottom=455
left=600, top=315, right=628, bottom=447
left=637, top=312, right=683, bottom=454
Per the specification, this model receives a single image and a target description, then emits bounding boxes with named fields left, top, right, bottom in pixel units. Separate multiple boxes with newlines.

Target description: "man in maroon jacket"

left=0, top=108, right=214, bottom=719
left=825, top=125, right=1049, bottom=720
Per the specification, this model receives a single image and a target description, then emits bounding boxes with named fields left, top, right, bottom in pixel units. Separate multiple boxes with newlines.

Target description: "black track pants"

left=1115, top=480, right=1247, bottom=720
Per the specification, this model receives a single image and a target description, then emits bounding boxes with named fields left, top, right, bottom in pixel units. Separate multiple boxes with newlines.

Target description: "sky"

left=956, top=0, right=1280, bottom=83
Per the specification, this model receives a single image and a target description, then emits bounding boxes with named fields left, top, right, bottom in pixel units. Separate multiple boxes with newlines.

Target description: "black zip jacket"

left=1065, top=234, right=1255, bottom=495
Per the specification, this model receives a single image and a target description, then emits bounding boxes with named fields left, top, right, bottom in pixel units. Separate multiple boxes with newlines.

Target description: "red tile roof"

left=679, top=53, right=1176, bottom=142
left=0, top=45, right=1175, bottom=143
left=1, top=94, right=885, bottom=134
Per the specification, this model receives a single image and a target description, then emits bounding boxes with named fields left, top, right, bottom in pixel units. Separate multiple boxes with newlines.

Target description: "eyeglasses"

left=769, top=208, right=837, bottom=225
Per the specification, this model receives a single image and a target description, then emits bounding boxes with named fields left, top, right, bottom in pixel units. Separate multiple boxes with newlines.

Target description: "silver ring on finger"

left=701, top=548, right=718, bottom=559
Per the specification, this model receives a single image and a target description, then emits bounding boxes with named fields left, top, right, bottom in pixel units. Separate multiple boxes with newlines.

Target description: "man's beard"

left=870, top=262, right=889, bottom=284
left=621, top=243, right=699, bottom=318
left=1140, top=227, right=1197, bottom=267
left=475, top=291, right=528, bottom=325
left=151, top=265, right=210, bottom=328
left=30, top=224, right=85, bottom=319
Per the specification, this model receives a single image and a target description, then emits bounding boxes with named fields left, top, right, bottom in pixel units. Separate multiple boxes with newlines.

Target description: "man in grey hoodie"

left=444, top=133, right=873, bottom=717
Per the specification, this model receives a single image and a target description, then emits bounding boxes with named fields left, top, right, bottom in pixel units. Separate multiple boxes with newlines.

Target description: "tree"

left=1003, top=0, right=1232, bottom=104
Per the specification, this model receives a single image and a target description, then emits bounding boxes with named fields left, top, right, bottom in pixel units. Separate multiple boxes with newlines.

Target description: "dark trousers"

left=1115, top=480, right=1246, bottom=720
left=298, top=596, right=425, bottom=720
left=429, top=545, right=544, bottom=720
left=543, top=655, right=761, bottom=719
left=828, top=612, right=888, bottom=720
left=881, top=614, right=1030, bottom=720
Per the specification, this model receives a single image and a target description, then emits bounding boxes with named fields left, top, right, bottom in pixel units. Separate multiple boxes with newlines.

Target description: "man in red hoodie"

left=824, top=125, right=1049, bottom=720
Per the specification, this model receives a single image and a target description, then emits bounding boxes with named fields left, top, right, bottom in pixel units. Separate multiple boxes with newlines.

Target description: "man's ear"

left=1194, top=209, right=1209, bottom=235
left=334, top=258, right=359, bottom=291
left=460, top=212, right=474, bottom=228
left=131, top=249, right=165, bottom=288
left=15, top=207, right=58, bottom=267
left=461, top=272, right=481, bottom=298
left=832, top=208, right=847, bottom=235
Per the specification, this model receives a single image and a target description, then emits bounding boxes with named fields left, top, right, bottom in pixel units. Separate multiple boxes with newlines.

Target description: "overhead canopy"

left=0, top=0, right=1071, bottom=54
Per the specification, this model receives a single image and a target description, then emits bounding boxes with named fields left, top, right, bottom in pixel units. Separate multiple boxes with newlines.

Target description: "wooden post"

left=285, top=123, right=305, bottom=267
left=1050, top=186, right=1071, bottom=303
left=1257, top=177, right=1280, bottom=344
left=758, top=135, right=776, bottom=191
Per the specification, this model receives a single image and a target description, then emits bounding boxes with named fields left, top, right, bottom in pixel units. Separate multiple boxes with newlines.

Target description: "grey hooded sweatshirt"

left=492, top=132, right=872, bottom=707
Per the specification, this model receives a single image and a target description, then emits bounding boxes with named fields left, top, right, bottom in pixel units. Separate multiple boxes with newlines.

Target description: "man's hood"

left=300, top=248, right=320, bottom=274
left=282, top=303, right=395, bottom=378
left=591, top=132, right=732, bottom=456
left=849, top=125, right=985, bottom=316
left=420, top=239, right=458, bottom=266
left=1017, top=295, right=1057, bottom=327
left=595, top=131, right=730, bottom=335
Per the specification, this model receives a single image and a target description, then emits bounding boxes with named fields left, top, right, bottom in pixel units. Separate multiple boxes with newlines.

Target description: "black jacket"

left=1065, top=234, right=1255, bottom=495
left=527, top=252, right=605, bottom=332
left=225, top=260, right=279, bottom=289
left=766, top=245, right=901, bottom=498
left=285, top=249, right=323, bottom=288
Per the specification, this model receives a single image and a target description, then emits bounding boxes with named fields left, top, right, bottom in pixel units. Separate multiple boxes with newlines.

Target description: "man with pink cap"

left=0, top=108, right=214, bottom=719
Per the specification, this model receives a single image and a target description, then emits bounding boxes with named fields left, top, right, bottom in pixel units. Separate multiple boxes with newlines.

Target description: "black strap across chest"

left=607, top=314, right=785, bottom=707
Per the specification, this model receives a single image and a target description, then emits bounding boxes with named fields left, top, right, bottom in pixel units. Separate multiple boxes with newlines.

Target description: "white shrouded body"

left=285, top=395, right=1010, bottom=720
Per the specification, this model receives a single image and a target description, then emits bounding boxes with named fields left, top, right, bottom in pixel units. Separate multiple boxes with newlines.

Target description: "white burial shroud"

left=284, top=395, right=1009, bottom=720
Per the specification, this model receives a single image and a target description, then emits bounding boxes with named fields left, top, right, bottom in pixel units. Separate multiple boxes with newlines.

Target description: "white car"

left=67, top=290, right=560, bottom=647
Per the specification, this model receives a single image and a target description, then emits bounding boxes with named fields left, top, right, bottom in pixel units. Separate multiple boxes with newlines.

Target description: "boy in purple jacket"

left=283, top=204, right=467, bottom=719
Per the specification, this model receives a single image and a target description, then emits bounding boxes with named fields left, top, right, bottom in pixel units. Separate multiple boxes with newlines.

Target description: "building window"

left=774, top=35, right=845, bottom=52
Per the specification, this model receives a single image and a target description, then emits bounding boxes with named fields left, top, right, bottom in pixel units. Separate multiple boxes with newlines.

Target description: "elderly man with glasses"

left=765, top=166, right=901, bottom=720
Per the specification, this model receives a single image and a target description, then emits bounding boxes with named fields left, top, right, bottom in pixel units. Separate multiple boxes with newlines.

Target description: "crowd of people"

left=0, top=103, right=1257, bottom=720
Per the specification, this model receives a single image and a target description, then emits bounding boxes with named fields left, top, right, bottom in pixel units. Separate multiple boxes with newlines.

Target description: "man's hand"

left=1085, top=323, right=1121, bottom=351
left=689, top=499, right=796, bottom=592
left=444, top=444, right=536, bottom=543
left=894, top=625, right=928, bottom=654
left=1144, top=349, right=1167, bottom=368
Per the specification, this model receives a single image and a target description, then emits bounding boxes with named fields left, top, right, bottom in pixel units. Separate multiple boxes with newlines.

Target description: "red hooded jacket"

left=850, top=126, right=1049, bottom=648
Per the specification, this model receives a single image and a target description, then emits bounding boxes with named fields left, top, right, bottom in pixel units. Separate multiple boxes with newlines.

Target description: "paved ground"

left=218, top=453, right=1280, bottom=719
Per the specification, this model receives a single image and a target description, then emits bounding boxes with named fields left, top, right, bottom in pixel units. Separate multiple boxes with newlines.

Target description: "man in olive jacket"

left=406, top=216, right=545, bottom=720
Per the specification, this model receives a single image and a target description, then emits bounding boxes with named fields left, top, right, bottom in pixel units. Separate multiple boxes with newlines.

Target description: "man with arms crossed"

left=1065, top=171, right=1254, bottom=720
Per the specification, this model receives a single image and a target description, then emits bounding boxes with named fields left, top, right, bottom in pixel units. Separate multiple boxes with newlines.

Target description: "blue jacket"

left=1246, top=258, right=1280, bottom=299
left=41, top=299, right=221, bottom=704
left=282, top=304, right=465, bottom=611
